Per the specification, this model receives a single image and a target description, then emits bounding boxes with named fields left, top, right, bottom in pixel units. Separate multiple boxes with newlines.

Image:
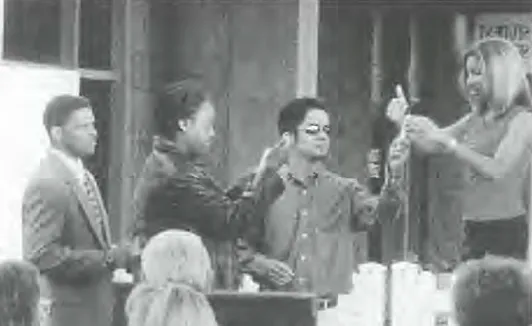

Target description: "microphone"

left=395, top=84, right=413, bottom=147
left=383, top=85, right=413, bottom=190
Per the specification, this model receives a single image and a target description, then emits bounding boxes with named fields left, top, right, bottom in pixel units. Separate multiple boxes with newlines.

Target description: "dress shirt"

left=241, top=163, right=401, bottom=296
left=50, top=148, right=85, bottom=184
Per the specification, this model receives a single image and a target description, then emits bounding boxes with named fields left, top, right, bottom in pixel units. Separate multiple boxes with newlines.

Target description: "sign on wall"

left=0, top=62, right=79, bottom=260
left=474, top=13, right=532, bottom=72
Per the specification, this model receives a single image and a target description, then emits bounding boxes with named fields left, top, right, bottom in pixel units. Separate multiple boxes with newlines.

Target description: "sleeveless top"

left=460, top=108, right=530, bottom=221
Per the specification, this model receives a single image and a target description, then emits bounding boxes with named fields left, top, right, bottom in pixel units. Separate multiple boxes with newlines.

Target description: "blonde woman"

left=387, top=38, right=532, bottom=261
left=125, top=230, right=218, bottom=326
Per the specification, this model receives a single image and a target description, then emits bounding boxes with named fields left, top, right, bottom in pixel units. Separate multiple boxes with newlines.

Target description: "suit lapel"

left=69, top=180, right=109, bottom=249
left=47, top=152, right=109, bottom=249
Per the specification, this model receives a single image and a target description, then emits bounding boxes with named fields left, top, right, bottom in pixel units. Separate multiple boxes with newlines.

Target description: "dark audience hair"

left=452, top=256, right=532, bottom=326
left=43, top=95, right=91, bottom=133
left=155, top=79, right=210, bottom=139
left=277, top=97, right=328, bottom=136
left=0, top=260, right=40, bottom=326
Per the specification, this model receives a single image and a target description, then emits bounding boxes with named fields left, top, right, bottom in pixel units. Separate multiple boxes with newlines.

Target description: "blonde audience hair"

left=126, top=282, right=218, bottom=326
left=459, top=37, right=532, bottom=116
left=125, top=229, right=218, bottom=326
left=140, top=229, right=213, bottom=290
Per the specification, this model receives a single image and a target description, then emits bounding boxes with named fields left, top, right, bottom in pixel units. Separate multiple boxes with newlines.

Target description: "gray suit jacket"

left=22, top=151, right=114, bottom=326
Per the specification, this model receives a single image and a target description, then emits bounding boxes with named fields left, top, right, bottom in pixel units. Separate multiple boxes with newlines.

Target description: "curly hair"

left=452, top=256, right=532, bottom=326
left=0, top=260, right=40, bottom=326
left=155, top=78, right=211, bottom=139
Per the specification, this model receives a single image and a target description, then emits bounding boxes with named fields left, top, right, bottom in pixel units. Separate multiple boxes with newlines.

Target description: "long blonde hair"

left=126, top=230, right=218, bottom=326
left=140, top=229, right=213, bottom=291
left=459, top=37, right=532, bottom=116
left=125, top=282, right=218, bottom=326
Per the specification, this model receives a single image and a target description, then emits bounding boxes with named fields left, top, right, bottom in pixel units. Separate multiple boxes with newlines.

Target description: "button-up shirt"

left=50, top=148, right=85, bottom=184
left=241, top=163, right=401, bottom=295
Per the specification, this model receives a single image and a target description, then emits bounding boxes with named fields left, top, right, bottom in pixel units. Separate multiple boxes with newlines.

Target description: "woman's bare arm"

left=448, top=111, right=532, bottom=179
left=441, top=113, right=475, bottom=139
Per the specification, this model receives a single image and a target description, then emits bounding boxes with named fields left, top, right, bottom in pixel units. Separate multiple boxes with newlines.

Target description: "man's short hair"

left=0, top=260, right=40, bottom=326
left=43, top=95, right=91, bottom=133
left=155, top=79, right=209, bottom=138
left=277, top=97, right=327, bottom=135
left=452, top=256, right=532, bottom=326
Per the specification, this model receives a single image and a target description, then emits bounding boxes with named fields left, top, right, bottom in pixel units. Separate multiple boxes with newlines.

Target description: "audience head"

left=140, top=229, right=213, bottom=291
left=125, top=282, right=218, bottom=326
left=277, top=97, right=330, bottom=161
left=154, top=79, right=215, bottom=156
left=43, top=94, right=97, bottom=158
left=451, top=255, right=532, bottom=326
left=0, top=260, right=40, bottom=326
left=460, top=37, right=532, bottom=116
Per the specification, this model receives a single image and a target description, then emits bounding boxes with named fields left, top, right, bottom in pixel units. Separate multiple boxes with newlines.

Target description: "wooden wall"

left=318, top=3, right=374, bottom=262
left=143, top=0, right=462, bottom=265
left=168, top=0, right=299, bottom=185
left=117, top=0, right=531, bottom=267
left=109, top=0, right=154, bottom=239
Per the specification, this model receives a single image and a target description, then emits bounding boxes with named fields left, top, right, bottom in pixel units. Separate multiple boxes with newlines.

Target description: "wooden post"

left=403, top=13, right=422, bottom=261
left=109, top=0, right=152, bottom=242
left=297, top=0, right=320, bottom=97
left=370, top=11, right=384, bottom=117
left=109, top=0, right=131, bottom=242
left=371, top=10, right=395, bottom=266
left=453, top=13, right=469, bottom=59
left=60, top=0, right=80, bottom=68
left=0, top=0, right=4, bottom=59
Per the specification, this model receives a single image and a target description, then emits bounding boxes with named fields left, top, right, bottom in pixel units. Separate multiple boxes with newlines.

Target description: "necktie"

left=82, top=170, right=108, bottom=244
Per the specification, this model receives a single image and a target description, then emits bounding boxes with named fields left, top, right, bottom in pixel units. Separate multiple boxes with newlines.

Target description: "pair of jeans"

left=461, top=215, right=528, bottom=261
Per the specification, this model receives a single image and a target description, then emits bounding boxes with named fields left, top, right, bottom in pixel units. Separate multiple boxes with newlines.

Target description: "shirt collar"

left=50, top=148, right=85, bottom=181
left=279, top=162, right=324, bottom=188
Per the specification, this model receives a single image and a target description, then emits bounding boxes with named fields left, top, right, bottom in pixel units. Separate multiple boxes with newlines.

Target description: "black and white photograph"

left=0, top=0, right=532, bottom=325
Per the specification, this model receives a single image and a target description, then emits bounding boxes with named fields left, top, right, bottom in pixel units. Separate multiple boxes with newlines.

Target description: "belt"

left=317, top=295, right=338, bottom=310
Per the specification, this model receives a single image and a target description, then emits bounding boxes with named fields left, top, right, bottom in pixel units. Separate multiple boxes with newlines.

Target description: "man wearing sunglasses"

left=234, top=97, right=409, bottom=326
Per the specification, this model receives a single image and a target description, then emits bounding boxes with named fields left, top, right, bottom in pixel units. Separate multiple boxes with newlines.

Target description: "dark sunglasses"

left=299, top=125, right=331, bottom=135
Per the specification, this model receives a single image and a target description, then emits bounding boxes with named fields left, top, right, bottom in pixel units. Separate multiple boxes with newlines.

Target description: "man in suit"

left=22, top=95, right=131, bottom=326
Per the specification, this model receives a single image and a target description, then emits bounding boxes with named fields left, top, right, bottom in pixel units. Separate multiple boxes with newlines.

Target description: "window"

left=3, top=0, right=116, bottom=206
left=3, top=0, right=61, bottom=64
left=79, top=0, right=112, bottom=69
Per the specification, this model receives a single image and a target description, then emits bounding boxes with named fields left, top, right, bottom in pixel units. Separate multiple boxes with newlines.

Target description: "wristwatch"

left=241, top=190, right=255, bottom=198
left=104, top=251, right=115, bottom=269
left=447, top=137, right=458, bottom=151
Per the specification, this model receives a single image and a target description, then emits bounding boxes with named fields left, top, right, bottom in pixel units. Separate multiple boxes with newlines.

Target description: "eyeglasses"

left=299, top=125, right=331, bottom=135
